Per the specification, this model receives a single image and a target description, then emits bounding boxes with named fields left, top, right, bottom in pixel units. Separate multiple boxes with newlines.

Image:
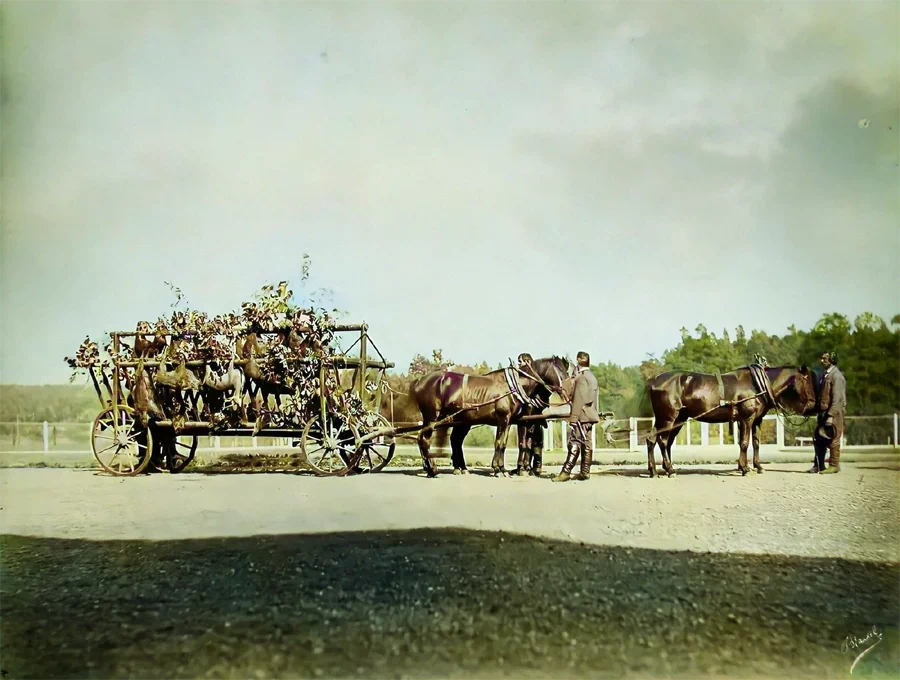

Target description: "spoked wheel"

left=353, top=413, right=396, bottom=474
left=91, top=406, right=153, bottom=476
left=300, top=414, right=361, bottom=477
left=165, top=434, right=199, bottom=473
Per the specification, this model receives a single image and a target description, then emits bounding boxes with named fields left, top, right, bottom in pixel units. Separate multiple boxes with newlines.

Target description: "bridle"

left=509, top=358, right=571, bottom=404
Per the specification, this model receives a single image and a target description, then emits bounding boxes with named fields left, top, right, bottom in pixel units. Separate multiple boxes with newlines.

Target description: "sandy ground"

left=1, top=464, right=898, bottom=561
left=2, top=465, right=899, bottom=679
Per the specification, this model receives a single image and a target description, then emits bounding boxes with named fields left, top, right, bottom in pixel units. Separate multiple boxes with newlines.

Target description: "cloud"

left=1, top=1, right=897, bottom=383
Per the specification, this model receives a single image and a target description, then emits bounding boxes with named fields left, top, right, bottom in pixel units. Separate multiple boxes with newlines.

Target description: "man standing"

left=514, top=353, right=547, bottom=477
left=553, top=351, right=600, bottom=482
left=809, top=351, right=847, bottom=474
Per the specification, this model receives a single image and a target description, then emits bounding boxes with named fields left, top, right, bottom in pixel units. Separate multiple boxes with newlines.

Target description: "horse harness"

left=504, top=367, right=548, bottom=409
left=715, top=364, right=777, bottom=422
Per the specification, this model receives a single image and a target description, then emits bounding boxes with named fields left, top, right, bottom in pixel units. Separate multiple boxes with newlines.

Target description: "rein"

left=507, top=360, right=570, bottom=405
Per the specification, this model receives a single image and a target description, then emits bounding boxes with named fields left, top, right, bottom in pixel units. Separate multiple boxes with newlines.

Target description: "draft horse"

left=408, top=356, right=573, bottom=477
left=645, top=365, right=818, bottom=477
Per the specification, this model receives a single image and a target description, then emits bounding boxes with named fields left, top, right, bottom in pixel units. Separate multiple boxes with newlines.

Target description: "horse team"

left=405, top=356, right=819, bottom=478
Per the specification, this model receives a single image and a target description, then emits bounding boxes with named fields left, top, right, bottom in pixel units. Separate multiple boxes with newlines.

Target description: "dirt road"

left=2, top=465, right=898, bottom=679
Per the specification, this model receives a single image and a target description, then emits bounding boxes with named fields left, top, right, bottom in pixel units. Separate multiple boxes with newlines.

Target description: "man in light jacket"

left=553, top=351, right=600, bottom=482
left=809, top=351, right=847, bottom=474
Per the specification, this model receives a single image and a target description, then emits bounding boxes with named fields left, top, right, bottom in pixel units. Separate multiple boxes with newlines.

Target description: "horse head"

left=528, top=355, right=573, bottom=402
left=776, top=365, right=818, bottom=415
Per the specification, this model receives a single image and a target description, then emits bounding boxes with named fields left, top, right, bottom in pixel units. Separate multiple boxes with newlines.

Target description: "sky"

left=2, top=1, right=898, bottom=385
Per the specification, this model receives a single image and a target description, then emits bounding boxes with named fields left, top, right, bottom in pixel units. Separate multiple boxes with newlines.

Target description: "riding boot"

left=530, top=447, right=543, bottom=477
left=821, top=444, right=841, bottom=474
left=575, top=449, right=593, bottom=480
left=552, top=450, right=579, bottom=483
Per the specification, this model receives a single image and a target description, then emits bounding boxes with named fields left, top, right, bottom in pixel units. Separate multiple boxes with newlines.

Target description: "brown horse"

left=408, top=356, right=572, bottom=477
left=645, top=365, right=818, bottom=477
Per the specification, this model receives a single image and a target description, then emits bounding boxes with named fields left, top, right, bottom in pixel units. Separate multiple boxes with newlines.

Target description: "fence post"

left=252, top=436, right=258, bottom=449
left=894, top=413, right=898, bottom=448
left=547, top=421, right=554, bottom=451
left=719, top=423, right=724, bottom=445
left=700, top=422, right=709, bottom=446
left=561, top=422, right=568, bottom=453
left=214, top=436, right=221, bottom=449
left=733, top=421, right=739, bottom=444
left=629, top=417, right=638, bottom=451
left=776, top=415, right=785, bottom=448
left=52, top=425, right=58, bottom=447
left=686, top=421, right=692, bottom=446
left=42, top=421, right=49, bottom=453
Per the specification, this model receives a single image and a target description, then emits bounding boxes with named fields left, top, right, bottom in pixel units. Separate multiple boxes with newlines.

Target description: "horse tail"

left=433, top=426, right=449, bottom=451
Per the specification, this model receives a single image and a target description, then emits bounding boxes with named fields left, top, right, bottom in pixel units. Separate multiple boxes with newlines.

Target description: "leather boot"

left=552, top=450, right=579, bottom=482
left=821, top=445, right=841, bottom=474
left=530, top=447, right=543, bottom=477
left=575, top=449, right=593, bottom=480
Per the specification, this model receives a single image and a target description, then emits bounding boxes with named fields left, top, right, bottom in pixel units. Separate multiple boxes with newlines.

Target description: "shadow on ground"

left=1, top=530, right=898, bottom=679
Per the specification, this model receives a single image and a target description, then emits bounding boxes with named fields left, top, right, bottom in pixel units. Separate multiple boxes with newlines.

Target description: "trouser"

left=813, top=415, right=844, bottom=470
left=529, top=424, right=545, bottom=472
left=814, top=433, right=842, bottom=470
left=562, top=422, right=593, bottom=476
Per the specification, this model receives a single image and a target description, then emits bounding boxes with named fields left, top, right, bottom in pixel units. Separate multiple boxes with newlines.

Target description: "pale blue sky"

left=2, top=1, right=898, bottom=384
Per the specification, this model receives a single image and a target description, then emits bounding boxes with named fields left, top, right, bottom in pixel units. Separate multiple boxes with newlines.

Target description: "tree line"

left=1, top=312, right=897, bottom=423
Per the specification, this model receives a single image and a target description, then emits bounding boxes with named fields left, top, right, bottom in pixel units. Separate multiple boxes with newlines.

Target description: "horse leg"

left=450, top=424, right=471, bottom=474
left=417, top=425, right=439, bottom=478
left=737, top=420, right=751, bottom=475
left=647, top=415, right=674, bottom=478
left=646, top=424, right=661, bottom=478
left=752, top=419, right=764, bottom=474
left=663, top=422, right=684, bottom=477
left=514, top=423, right=530, bottom=475
left=491, top=419, right=511, bottom=477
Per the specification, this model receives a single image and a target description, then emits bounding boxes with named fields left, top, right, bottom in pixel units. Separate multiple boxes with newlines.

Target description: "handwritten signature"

left=842, top=626, right=883, bottom=674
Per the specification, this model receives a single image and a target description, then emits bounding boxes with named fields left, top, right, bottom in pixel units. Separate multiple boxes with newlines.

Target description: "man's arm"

left=819, top=375, right=833, bottom=417
left=827, top=373, right=846, bottom=419
left=568, top=375, right=588, bottom=423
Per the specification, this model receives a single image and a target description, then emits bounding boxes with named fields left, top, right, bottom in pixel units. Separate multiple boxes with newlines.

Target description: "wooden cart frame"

left=87, top=323, right=398, bottom=477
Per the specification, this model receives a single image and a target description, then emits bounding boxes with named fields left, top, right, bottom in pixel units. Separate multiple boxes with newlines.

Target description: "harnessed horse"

left=408, top=356, right=573, bottom=477
left=645, top=364, right=818, bottom=477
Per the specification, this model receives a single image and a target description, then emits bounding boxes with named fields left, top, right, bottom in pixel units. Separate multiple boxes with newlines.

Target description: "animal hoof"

left=452, top=468, right=463, bottom=476
left=755, top=467, right=764, bottom=475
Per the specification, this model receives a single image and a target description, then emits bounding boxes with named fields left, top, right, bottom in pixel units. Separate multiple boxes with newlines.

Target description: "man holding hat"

left=808, top=351, right=846, bottom=474
left=553, top=351, right=600, bottom=482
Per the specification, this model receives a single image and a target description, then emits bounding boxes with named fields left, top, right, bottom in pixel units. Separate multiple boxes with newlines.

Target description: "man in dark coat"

left=553, top=351, right=600, bottom=482
left=809, top=351, right=847, bottom=474
left=514, top=352, right=548, bottom=477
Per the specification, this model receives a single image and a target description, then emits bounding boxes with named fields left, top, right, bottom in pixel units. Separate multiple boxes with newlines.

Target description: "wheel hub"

left=115, top=430, right=131, bottom=447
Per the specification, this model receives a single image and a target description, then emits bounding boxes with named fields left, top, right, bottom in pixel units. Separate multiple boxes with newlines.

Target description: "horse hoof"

left=755, top=467, right=764, bottom=475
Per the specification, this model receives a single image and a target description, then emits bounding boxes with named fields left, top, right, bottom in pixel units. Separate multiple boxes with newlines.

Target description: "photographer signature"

left=842, top=626, right=883, bottom=674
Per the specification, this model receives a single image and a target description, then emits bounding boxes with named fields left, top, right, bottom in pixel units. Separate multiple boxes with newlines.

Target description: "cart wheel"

left=166, top=434, right=198, bottom=473
left=354, top=413, right=396, bottom=474
left=91, top=406, right=153, bottom=476
left=301, top=415, right=360, bottom=477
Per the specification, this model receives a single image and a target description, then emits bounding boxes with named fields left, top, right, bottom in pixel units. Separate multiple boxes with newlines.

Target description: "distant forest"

left=1, top=312, right=897, bottom=423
